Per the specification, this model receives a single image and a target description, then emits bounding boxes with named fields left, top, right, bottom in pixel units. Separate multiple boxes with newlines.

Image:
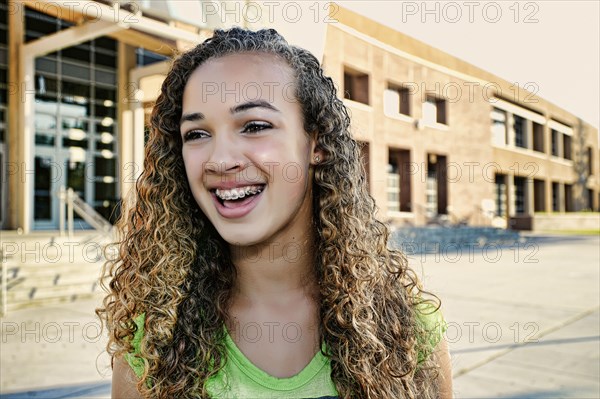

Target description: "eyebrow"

left=180, top=100, right=280, bottom=125
left=180, top=112, right=205, bottom=124
left=230, top=100, right=280, bottom=114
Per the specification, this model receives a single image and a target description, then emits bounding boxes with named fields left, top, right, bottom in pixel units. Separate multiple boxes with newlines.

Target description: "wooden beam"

left=107, top=29, right=176, bottom=57
left=20, top=0, right=178, bottom=56
left=25, top=20, right=123, bottom=57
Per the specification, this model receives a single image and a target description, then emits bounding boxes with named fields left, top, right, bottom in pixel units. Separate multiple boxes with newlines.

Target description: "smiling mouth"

left=210, top=184, right=266, bottom=207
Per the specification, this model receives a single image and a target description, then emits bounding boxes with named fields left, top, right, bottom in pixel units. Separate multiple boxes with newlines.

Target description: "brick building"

left=2, top=1, right=598, bottom=233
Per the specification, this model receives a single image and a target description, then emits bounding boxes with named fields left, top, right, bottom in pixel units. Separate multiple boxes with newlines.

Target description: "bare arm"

left=433, top=336, right=453, bottom=399
left=112, top=355, right=143, bottom=399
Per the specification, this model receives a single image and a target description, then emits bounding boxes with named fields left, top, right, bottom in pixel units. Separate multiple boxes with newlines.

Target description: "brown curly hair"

left=97, top=27, right=443, bottom=398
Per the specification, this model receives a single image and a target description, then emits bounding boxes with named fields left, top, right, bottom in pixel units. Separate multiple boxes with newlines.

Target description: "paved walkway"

left=1, top=294, right=112, bottom=398
left=418, top=233, right=600, bottom=398
left=1, top=234, right=598, bottom=398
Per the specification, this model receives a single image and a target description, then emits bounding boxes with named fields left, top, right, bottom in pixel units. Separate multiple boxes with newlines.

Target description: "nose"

left=203, top=131, right=246, bottom=174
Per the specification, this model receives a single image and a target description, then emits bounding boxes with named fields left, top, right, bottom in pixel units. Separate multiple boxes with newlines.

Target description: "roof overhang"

left=22, top=0, right=206, bottom=56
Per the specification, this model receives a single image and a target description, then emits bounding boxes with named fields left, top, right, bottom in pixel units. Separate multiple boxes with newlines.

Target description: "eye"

left=183, top=130, right=210, bottom=142
left=242, top=121, right=272, bottom=134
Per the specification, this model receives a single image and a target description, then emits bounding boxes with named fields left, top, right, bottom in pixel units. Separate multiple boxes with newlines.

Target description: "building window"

left=425, top=167, right=438, bottom=217
left=514, top=176, right=526, bottom=214
left=586, top=188, right=594, bottom=211
left=514, top=115, right=526, bottom=148
left=588, top=147, right=594, bottom=176
left=136, top=47, right=169, bottom=67
left=532, top=122, right=544, bottom=152
left=552, top=182, right=560, bottom=211
left=491, top=108, right=507, bottom=146
left=343, top=67, right=369, bottom=105
left=534, top=179, right=545, bottom=212
left=25, top=5, right=121, bottom=227
left=425, top=154, right=448, bottom=217
left=551, top=129, right=560, bottom=156
left=384, top=83, right=410, bottom=117
left=387, top=149, right=412, bottom=213
left=495, top=174, right=507, bottom=217
left=563, top=134, right=572, bottom=160
left=423, top=96, right=447, bottom=125
left=565, top=183, right=573, bottom=211
left=387, top=164, right=400, bottom=213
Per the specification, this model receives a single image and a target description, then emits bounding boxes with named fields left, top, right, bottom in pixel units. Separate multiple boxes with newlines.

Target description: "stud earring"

left=314, top=155, right=321, bottom=163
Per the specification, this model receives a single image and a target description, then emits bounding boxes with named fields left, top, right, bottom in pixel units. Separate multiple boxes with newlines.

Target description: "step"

left=4, top=281, right=102, bottom=304
left=4, top=262, right=106, bottom=279
left=2, top=243, right=115, bottom=266
left=0, top=229, right=112, bottom=241
left=3, top=292, right=102, bottom=312
left=5, top=273, right=106, bottom=291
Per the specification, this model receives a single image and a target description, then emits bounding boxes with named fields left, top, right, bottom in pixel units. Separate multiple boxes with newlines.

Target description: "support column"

left=526, top=177, right=534, bottom=216
left=19, top=54, right=35, bottom=233
left=12, top=2, right=36, bottom=234
left=507, top=113, right=515, bottom=147
left=132, top=98, right=145, bottom=183
left=557, top=129, right=563, bottom=158
left=413, top=149, right=427, bottom=226
left=559, top=183, right=565, bottom=212
left=7, top=0, right=24, bottom=230
left=543, top=115, right=551, bottom=156
left=117, top=42, right=137, bottom=205
left=507, top=172, right=515, bottom=217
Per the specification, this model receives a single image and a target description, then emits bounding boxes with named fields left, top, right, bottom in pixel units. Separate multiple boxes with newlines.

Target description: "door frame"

left=33, top=146, right=63, bottom=230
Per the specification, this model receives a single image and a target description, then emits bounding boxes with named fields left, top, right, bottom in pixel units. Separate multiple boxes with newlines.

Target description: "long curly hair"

left=97, top=27, right=442, bottom=398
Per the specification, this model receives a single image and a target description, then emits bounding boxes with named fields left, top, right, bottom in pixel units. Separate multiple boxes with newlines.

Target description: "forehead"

left=183, top=52, right=297, bottom=105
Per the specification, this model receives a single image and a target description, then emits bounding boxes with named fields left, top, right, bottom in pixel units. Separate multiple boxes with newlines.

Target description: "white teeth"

left=215, top=185, right=264, bottom=201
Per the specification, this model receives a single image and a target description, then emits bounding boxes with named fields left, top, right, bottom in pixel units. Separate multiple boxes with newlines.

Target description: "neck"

left=229, top=231, right=319, bottom=306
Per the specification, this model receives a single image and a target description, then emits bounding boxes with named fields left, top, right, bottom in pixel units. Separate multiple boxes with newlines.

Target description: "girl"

left=97, top=27, right=452, bottom=399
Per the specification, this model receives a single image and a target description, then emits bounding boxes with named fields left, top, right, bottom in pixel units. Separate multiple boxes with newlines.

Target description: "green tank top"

left=124, top=303, right=447, bottom=398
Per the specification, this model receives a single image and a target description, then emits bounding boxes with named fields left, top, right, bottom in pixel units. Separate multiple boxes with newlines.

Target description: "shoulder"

left=123, top=313, right=147, bottom=379
left=414, top=301, right=447, bottom=332
left=413, top=301, right=448, bottom=363
left=112, top=355, right=144, bottom=399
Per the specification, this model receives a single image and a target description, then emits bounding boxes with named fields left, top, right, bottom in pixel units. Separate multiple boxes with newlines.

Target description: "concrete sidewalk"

left=0, top=294, right=112, bottom=398
left=1, top=234, right=598, bottom=398
left=417, top=233, right=600, bottom=398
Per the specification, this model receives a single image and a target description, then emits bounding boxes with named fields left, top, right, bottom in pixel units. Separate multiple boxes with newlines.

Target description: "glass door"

left=34, top=148, right=93, bottom=230
left=34, top=108, right=93, bottom=230
left=33, top=147, right=61, bottom=229
left=61, top=111, right=91, bottom=221
left=34, top=107, right=59, bottom=229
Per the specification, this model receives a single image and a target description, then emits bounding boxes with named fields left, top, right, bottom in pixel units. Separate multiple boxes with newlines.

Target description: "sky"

left=336, top=0, right=599, bottom=129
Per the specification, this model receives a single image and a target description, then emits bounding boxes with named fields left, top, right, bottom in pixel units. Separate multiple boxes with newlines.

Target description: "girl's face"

left=180, top=52, right=321, bottom=247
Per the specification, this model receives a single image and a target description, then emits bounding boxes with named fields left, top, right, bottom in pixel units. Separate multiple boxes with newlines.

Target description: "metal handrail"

left=58, top=186, right=114, bottom=239
left=0, top=189, right=114, bottom=316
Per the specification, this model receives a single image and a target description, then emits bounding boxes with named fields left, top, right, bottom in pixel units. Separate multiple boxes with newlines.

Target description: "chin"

left=216, top=227, right=267, bottom=247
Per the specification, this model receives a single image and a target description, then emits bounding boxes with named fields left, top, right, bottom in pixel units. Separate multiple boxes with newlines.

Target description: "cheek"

left=182, top=151, right=205, bottom=185
left=251, top=138, right=309, bottom=166
left=275, top=150, right=311, bottom=199
left=248, top=141, right=280, bottom=160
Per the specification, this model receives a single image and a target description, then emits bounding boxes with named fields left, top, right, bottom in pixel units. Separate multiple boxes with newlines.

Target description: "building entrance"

left=33, top=101, right=98, bottom=230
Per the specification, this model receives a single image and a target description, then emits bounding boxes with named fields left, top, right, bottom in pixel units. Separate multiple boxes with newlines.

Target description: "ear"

left=309, top=132, right=326, bottom=165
